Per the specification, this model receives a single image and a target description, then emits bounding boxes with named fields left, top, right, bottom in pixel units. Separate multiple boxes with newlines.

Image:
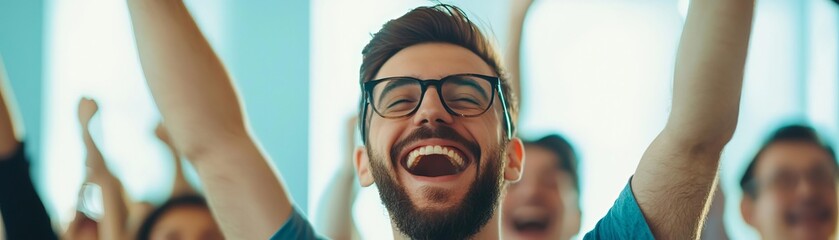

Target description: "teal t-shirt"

left=273, top=178, right=653, bottom=239
left=270, top=209, right=324, bottom=240
left=583, top=178, right=654, bottom=239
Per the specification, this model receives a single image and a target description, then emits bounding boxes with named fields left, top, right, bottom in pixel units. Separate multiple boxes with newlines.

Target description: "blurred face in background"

left=742, top=141, right=838, bottom=240
left=503, top=145, right=580, bottom=240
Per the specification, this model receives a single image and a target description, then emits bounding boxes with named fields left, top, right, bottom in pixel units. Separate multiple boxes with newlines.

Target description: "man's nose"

left=411, top=86, right=454, bottom=128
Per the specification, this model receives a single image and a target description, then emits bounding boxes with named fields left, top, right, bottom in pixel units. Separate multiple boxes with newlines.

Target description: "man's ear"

left=741, top=195, right=756, bottom=227
left=570, top=207, right=582, bottom=236
left=504, top=138, right=525, bottom=182
left=354, top=146, right=374, bottom=187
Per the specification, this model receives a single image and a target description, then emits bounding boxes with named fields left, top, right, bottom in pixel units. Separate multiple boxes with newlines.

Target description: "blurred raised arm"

left=504, top=0, right=533, bottom=122
left=318, top=116, right=362, bottom=240
left=126, top=0, right=292, bottom=238
left=0, top=56, right=22, bottom=156
left=77, top=98, right=129, bottom=240
left=0, top=54, right=57, bottom=240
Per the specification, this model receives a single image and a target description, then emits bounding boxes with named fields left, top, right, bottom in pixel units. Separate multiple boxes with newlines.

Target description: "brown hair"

left=525, top=134, right=581, bottom=193
left=358, top=4, right=517, bottom=141
left=137, top=195, right=210, bottom=240
left=740, top=124, right=837, bottom=198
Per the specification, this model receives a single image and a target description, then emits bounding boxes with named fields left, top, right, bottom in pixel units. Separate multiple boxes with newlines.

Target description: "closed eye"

left=386, top=99, right=416, bottom=109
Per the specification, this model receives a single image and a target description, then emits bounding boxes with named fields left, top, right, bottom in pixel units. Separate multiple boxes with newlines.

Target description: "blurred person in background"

left=502, top=1, right=581, bottom=239
left=0, top=55, right=221, bottom=240
left=0, top=54, right=57, bottom=240
left=503, top=135, right=582, bottom=240
left=135, top=123, right=222, bottom=240
left=739, top=125, right=837, bottom=240
left=66, top=98, right=221, bottom=240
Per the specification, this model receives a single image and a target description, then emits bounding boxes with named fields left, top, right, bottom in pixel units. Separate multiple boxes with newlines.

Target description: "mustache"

left=390, top=125, right=481, bottom=165
left=369, top=127, right=505, bottom=240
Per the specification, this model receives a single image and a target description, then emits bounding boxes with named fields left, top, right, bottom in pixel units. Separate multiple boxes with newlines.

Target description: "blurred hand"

left=77, top=98, right=98, bottom=129
left=62, top=211, right=100, bottom=240
left=155, top=121, right=174, bottom=148
left=78, top=98, right=110, bottom=183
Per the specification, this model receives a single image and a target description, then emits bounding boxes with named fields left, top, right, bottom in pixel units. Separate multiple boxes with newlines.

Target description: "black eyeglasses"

left=747, top=168, right=839, bottom=195
left=359, top=73, right=512, bottom=142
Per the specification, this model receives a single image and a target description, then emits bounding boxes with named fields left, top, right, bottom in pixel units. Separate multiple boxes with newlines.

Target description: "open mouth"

left=512, top=215, right=550, bottom=234
left=509, top=206, right=553, bottom=236
left=787, top=207, right=832, bottom=226
left=400, top=145, right=471, bottom=177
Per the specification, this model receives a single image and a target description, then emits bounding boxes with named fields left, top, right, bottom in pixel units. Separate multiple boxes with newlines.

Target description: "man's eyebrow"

left=377, top=74, right=423, bottom=79
left=808, top=161, right=835, bottom=171
left=379, top=78, right=417, bottom=97
left=448, top=77, right=489, bottom=100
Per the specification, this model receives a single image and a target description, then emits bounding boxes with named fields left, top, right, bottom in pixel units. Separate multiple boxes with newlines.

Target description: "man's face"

left=503, top=145, right=581, bottom=240
left=355, top=43, right=523, bottom=239
left=744, top=141, right=837, bottom=240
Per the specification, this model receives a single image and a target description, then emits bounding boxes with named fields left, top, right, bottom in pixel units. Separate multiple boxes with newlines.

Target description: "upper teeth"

left=407, top=145, right=464, bottom=169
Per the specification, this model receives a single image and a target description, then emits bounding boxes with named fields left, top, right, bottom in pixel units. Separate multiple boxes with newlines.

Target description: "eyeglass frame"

left=358, top=73, right=513, bottom=143
left=743, top=167, right=839, bottom=197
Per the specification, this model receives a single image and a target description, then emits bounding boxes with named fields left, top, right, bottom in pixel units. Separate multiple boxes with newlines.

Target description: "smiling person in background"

left=501, top=1, right=581, bottom=238
left=503, top=135, right=581, bottom=240
left=740, top=125, right=837, bottom=240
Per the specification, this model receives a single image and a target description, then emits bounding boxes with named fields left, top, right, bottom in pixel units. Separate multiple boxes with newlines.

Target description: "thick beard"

left=367, top=127, right=507, bottom=240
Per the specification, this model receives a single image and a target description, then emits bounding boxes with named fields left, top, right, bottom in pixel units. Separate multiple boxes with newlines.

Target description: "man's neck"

left=390, top=212, right=501, bottom=240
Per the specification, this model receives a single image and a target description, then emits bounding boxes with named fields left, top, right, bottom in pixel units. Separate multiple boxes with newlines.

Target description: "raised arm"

left=155, top=122, right=197, bottom=198
left=318, top=116, right=361, bottom=240
left=77, top=98, right=130, bottom=240
left=631, top=0, right=754, bottom=238
left=0, top=56, right=22, bottom=156
left=504, top=0, right=532, bottom=116
left=0, top=55, right=57, bottom=240
left=126, top=0, right=291, bottom=238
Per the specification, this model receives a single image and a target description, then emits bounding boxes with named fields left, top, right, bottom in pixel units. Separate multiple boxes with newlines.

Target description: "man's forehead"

left=757, top=142, right=835, bottom=174
left=374, top=43, right=496, bottom=80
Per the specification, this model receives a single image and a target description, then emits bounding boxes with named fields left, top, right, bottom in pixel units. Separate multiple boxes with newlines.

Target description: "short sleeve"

left=271, top=208, right=326, bottom=240
left=583, top=178, right=654, bottom=240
